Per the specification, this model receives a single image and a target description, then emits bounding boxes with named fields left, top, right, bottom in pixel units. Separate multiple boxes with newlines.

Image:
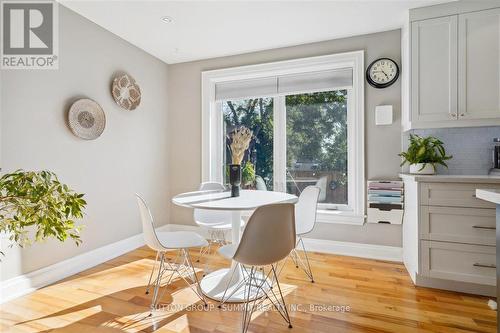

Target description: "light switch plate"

left=375, top=105, right=393, bottom=125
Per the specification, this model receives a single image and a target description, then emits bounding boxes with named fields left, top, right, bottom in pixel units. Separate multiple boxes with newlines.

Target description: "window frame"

left=201, top=51, right=365, bottom=225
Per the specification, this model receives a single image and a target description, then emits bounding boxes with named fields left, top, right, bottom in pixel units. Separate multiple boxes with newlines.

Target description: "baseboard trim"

left=301, top=238, right=403, bottom=262
left=0, top=225, right=169, bottom=304
left=166, top=223, right=403, bottom=262
left=1, top=223, right=402, bottom=303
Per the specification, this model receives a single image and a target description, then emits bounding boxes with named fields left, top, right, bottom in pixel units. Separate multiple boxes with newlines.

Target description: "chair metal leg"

left=239, top=264, right=292, bottom=333
left=270, top=265, right=293, bottom=328
left=149, top=252, right=165, bottom=313
left=218, top=263, right=240, bottom=307
left=145, top=251, right=159, bottom=295
left=184, top=249, right=208, bottom=306
left=148, top=248, right=208, bottom=314
left=290, top=248, right=299, bottom=268
left=297, top=236, right=314, bottom=282
left=241, top=266, right=256, bottom=333
left=197, top=234, right=213, bottom=263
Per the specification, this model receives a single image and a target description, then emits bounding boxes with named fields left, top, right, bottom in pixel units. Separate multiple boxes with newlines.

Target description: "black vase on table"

left=229, top=164, right=241, bottom=197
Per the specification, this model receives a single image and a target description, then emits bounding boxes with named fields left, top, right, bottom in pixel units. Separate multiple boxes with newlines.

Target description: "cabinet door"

left=459, top=8, right=500, bottom=120
left=411, top=16, right=458, bottom=122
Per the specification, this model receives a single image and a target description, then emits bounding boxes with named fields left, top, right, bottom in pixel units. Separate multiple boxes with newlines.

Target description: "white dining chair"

left=315, top=176, right=327, bottom=202
left=217, top=203, right=296, bottom=333
left=136, top=194, right=208, bottom=313
left=290, top=185, right=320, bottom=282
left=194, top=182, right=234, bottom=263
left=255, top=175, right=267, bottom=191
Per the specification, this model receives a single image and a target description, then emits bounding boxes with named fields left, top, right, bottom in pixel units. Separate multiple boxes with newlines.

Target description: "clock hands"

left=373, top=70, right=390, bottom=79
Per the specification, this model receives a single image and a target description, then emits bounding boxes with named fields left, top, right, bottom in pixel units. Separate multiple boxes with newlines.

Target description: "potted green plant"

left=0, top=170, right=86, bottom=255
left=399, top=134, right=452, bottom=175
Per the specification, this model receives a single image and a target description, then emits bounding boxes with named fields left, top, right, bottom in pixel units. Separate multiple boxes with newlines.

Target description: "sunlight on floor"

left=3, top=256, right=298, bottom=333
left=2, top=247, right=496, bottom=333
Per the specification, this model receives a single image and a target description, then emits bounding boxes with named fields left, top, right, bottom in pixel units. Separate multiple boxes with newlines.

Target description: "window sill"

left=316, top=209, right=365, bottom=225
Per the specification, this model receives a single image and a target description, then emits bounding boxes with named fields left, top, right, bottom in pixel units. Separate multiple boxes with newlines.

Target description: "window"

left=286, top=90, right=348, bottom=207
left=202, top=51, right=364, bottom=224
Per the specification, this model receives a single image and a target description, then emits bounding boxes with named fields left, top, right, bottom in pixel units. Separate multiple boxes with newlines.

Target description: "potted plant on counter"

left=399, top=134, right=452, bottom=175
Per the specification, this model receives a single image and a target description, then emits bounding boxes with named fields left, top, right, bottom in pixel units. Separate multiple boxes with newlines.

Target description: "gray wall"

left=405, top=127, right=500, bottom=175
left=168, top=29, right=403, bottom=247
left=0, top=5, right=169, bottom=281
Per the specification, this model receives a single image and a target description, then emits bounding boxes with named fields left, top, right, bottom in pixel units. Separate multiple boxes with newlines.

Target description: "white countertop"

left=476, top=189, right=500, bottom=205
left=400, top=173, right=500, bottom=184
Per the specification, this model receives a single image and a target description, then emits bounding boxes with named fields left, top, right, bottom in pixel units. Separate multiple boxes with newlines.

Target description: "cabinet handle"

left=473, top=263, right=496, bottom=269
left=472, top=225, right=496, bottom=230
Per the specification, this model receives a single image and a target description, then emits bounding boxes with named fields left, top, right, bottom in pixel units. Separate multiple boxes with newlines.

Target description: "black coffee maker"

left=491, top=138, right=500, bottom=175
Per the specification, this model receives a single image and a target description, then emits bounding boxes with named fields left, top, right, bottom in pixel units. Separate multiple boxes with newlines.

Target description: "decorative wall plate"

left=68, top=99, right=106, bottom=140
left=111, top=73, right=141, bottom=110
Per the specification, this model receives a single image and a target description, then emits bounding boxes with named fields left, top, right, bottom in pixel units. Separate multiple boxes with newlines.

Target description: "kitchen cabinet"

left=458, top=8, right=500, bottom=120
left=411, top=16, right=458, bottom=123
left=404, top=2, right=500, bottom=130
left=401, top=174, right=500, bottom=296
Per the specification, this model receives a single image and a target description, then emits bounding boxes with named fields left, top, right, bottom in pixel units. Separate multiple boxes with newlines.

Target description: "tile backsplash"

left=403, top=126, right=500, bottom=175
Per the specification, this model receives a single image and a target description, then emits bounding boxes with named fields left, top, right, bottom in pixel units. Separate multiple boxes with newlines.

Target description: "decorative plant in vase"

left=228, top=126, right=253, bottom=197
left=0, top=170, right=87, bottom=257
left=399, top=134, right=452, bottom=175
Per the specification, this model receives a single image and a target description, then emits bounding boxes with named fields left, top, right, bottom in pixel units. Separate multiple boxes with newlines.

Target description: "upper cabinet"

left=403, top=2, right=500, bottom=130
left=459, top=8, right=500, bottom=121
left=411, top=16, right=458, bottom=123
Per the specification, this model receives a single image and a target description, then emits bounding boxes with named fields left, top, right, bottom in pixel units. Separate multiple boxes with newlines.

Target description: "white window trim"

left=201, top=51, right=365, bottom=225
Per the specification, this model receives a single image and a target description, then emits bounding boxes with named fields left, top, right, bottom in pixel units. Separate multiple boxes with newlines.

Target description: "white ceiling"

left=59, top=0, right=454, bottom=64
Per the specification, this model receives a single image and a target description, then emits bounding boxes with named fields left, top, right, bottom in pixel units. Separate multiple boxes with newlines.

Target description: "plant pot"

left=229, top=164, right=241, bottom=197
left=409, top=163, right=435, bottom=175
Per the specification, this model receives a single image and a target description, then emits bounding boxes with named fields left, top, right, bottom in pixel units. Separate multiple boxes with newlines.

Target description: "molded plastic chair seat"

left=218, top=243, right=238, bottom=259
left=156, top=231, right=207, bottom=249
left=295, top=186, right=321, bottom=236
left=291, top=186, right=320, bottom=283
left=220, top=203, right=295, bottom=333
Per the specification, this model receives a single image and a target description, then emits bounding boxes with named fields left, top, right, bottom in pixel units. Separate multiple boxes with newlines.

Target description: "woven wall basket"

left=111, top=73, right=141, bottom=111
left=68, top=99, right=106, bottom=140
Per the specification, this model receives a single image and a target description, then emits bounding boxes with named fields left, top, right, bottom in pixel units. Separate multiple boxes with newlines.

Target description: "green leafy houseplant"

left=399, top=134, right=452, bottom=173
left=0, top=170, right=86, bottom=253
left=241, top=161, right=256, bottom=187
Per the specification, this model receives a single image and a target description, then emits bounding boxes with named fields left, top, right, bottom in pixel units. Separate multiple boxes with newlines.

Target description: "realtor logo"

left=1, top=0, right=58, bottom=69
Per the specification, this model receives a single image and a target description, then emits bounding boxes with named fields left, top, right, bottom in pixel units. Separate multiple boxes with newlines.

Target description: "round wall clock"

left=366, top=58, right=399, bottom=89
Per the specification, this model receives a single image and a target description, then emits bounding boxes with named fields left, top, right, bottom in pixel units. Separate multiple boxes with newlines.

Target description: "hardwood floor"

left=0, top=246, right=496, bottom=333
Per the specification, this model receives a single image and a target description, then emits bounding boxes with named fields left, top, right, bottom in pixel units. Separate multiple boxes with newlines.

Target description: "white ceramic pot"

left=410, top=163, right=435, bottom=175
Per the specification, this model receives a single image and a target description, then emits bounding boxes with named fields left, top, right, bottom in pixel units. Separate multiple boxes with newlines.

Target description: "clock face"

left=366, top=58, right=399, bottom=88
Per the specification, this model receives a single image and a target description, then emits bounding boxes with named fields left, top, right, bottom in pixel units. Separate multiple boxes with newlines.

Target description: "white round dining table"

left=172, top=189, right=297, bottom=302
